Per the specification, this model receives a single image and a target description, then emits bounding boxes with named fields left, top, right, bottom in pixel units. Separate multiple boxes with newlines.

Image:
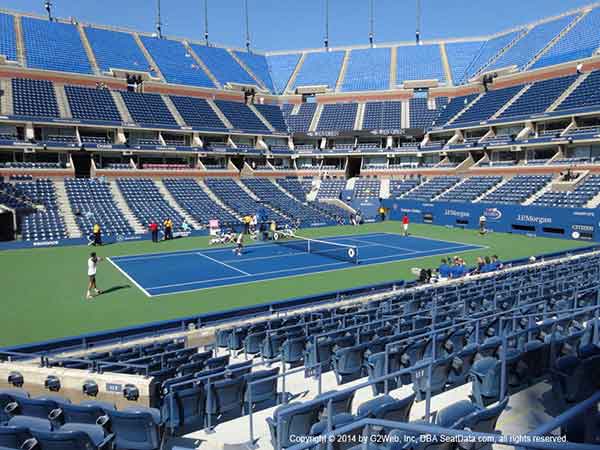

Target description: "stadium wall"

left=384, top=199, right=600, bottom=241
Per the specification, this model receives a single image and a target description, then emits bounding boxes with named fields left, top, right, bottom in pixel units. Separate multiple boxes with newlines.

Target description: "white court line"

left=147, top=243, right=481, bottom=292
left=380, top=231, right=485, bottom=248
left=195, top=252, right=251, bottom=276
left=107, top=257, right=152, bottom=298
left=341, top=236, right=419, bottom=253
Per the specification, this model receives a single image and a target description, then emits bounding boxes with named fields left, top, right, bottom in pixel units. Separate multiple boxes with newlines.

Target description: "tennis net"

left=274, top=232, right=359, bottom=264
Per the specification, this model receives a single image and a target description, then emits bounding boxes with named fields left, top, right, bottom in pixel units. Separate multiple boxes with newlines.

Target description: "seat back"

left=206, top=378, right=245, bottom=416
left=0, top=425, right=32, bottom=448
left=30, top=429, right=97, bottom=450
left=244, top=368, right=279, bottom=405
left=274, top=403, right=320, bottom=448
left=107, top=409, right=160, bottom=450
left=61, top=404, right=106, bottom=426
left=14, top=397, right=58, bottom=420
left=462, top=397, right=509, bottom=439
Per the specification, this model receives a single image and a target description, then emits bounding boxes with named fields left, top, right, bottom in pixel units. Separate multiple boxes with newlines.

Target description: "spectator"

left=149, top=221, right=159, bottom=243
left=475, top=256, right=485, bottom=273
left=438, top=258, right=451, bottom=279
left=182, top=220, right=191, bottom=233
left=491, top=255, right=503, bottom=270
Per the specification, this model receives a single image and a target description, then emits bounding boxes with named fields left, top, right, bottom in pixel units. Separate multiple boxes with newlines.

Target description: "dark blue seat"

left=310, top=413, right=359, bottom=450
left=366, top=351, right=401, bottom=395
left=457, top=397, right=508, bottom=450
left=304, top=337, right=333, bottom=373
left=333, top=344, right=368, bottom=384
left=205, top=377, right=245, bottom=426
left=315, top=390, right=355, bottom=418
left=357, top=394, right=415, bottom=434
left=282, top=336, right=306, bottom=367
left=244, top=368, right=279, bottom=413
left=0, top=425, right=32, bottom=448
left=29, top=425, right=114, bottom=450
left=412, top=356, right=453, bottom=400
left=470, top=357, right=503, bottom=407
left=161, top=383, right=204, bottom=436
left=0, top=390, right=28, bottom=425
left=266, top=402, right=320, bottom=449
left=106, top=407, right=162, bottom=450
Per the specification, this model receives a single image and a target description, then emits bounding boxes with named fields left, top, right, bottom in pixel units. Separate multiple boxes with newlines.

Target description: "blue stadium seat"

left=266, top=54, right=301, bottom=93
left=342, top=48, right=391, bottom=92
left=84, top=27, right=151, bottom=74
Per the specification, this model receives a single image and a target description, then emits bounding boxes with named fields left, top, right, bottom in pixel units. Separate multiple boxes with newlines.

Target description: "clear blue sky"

left=1, top=0, right=595, bottom=51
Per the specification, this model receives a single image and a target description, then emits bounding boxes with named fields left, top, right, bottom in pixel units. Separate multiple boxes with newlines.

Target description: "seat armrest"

left=48, top=408, right=63, bottom=421
left=5, top=401, right=18, bottom=415
left=96, top=414, right=110, bottom=427
left=98, top=432, right=115, bottom=450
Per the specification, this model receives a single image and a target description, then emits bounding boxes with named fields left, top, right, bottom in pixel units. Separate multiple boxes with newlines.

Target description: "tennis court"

left=108, top=232, right=484, bottom=297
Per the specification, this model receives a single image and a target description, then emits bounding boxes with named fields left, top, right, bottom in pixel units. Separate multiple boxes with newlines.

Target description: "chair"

left=310, top=413, right=360, bottom=450
left=244, top=368, right=280, bottom=413
left=204, top=355, right=230, bottom=370
left=366, top=351, right=401, bottom=395
left=333, top=344, right=368, bottom=384
left=0, top=390, right=29, bottom=425
left=304, top=337, right=333, bottom=373
left=448, top=344, right=478, bottom=387
left=0, top=425, right=32, bottom=448
left=551, top=354, right=600, bottom=404
left=315, top=390, right=355, bottom=418
left=29, top=426, right=114, bottom=450
left=357, top=394, right=415, bottom=434
left=282, top=336, right=306, bottom=367
left=106, top=407, right=162, bottom=450
left=412, top=357, right=452, bottom=401
left=60, top=403, right=110, bottom=427
left=457, top=397, right=509, bottom=450
left=161, top=383, right=204, bottom=436
left=244, top=331, right=266, bottom=356
left=267, top=402, right=320, bottom=449
left=470, top=358, right=502, bottom=407
left=205, top=377, right=245, bottom=426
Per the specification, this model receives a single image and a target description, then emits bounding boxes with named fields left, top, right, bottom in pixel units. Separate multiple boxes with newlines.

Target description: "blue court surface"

left=108, top=232, right=484, bottom=297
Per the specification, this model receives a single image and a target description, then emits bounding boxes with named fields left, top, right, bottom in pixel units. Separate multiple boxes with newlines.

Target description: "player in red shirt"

left=149, top=221, right=159, bottom=243
left=402, top=214, right=409, bottom=236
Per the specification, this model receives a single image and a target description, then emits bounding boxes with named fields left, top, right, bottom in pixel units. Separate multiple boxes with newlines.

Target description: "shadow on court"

left=101, top=285, right=131, bottom=295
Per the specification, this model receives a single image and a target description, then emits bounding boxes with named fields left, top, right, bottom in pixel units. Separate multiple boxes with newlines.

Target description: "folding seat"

left=520, top=340, right=547, bottom=381
left=205, top=377, right=245, bottom=426
left=261, top=333, right=287, bottom=360
left=357, top=394, right=415, bottom=435
left=304, top=337, right=334, bottom=373
left=228, top=327, right=247, bottom=352
left=470, top=358, right=503, bottom=407
left=309, top=413, right=360, bottom=450
left=267, top=402, right=320, bottom=449
left=5, top=397, right=61, bottom=432
left=204, top=355, right=229, bottom=371
left=244, top=368, right=280, bottom=413
left=333, top=344, right=368, bottom=384
left=457, top=397, right=509, bottom=450
left=226, top=361, right=253, bottom=378
left=0, top=390, right=29, bottom=425
left=161, top=383, right=204, bottom=436
left=551, top=354, right=600, bottom=404
left=282, top=336, right=306, bottom=367
left=366, top=350, right=401, bottom=395
left=58, top=403, right=109, bottom=427
left=0, top=425, right=32, bottom=448
left=106, top=407, right=162, bottom=450
left=315, top=390, right=355, bottom=418
left=28, top=426, right=114, bottom=450
left=244, top=331, right=265, bottom=356
left=412, top=356, right=453, bottom=400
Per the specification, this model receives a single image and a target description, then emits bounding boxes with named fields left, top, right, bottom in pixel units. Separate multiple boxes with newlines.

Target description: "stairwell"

left=447, top=93, right=484, bottom=126
left=474, top=29, right=528, bottom=77
left=53, top=84, right=72, bottom=119
left=207, top=99, right=234, bottom=129
left=400, top=179, right=425, bottom=198
left=154, top=179, right=201, bottom=229
left=585, top=189, right=600, bottom=208
left=525, top=11, right=589, bottom=70
left=77, top=24, right=101, bottom=75
left=132, top=33, right=165, bottom=81
left=161, top=95, right=187, bottom=127
left=389, top=47, right=398, bottom=89
left=54, top=180, right=82, bottom=238
left=308, top=104, right=324, bottom=133
left=247, top=103, right=275, bottom=132
left=284, top=53, right=307, bottom=94
left=228, top=50, right=267, bottom=90
left=379, top=178, right=391, bottom=199
left=345, top=177, right=358, bottom=191
left=473, top=177, right=510, bottom=202
left=13, top=15, right=25, bottom=66
left=401, top=100, right=410, bottom=129
left=439, top=43, right=453, bottom=86
left=109, top=180, right=146, bottom=234
left=522, top=177, right=556, bottom=205
left=110, top=91, right=134, bottom=124
left=0, top=79, right=13, bottom=115
left=306, top=179, right=321, bottom=202
left=184, top=43, right=221, bottom=89
left=236, top=179, right=261, bottom=200
left=491, top=84, right=532, bottom=119
left=547, top=72, right=589, bottom=112
left=354, top=103, right=366, bottom=131
left=197, top=180, right=242, bottom=220
left=335, top=50, right=351, bottom=92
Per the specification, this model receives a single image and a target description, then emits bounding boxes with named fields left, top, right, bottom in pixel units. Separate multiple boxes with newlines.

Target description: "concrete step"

left=184, top=43, right=221, bottom=89
left=432, top=177, right=467, bottom=201
left=132, top=33, right=165, bottom=81
left=228, top=49, right=267, bottom=90
left=379, top=178, right=391, bottom=199
left=284, top=52, right=306, bottom=94
left=308, top=103, right=324, bottom=133
left=474, top=177, right=509, bottom=202
left=161, top=94, right=187, bottom=127
left=447, top=92, right=484, bottom=126
left=111, top=91, right=134, bottom=124
left=354, top=103, right=365, bottom=130
left=247, top=103, right=275, bottom=132
left=53, top=180, right=82, bottom=238
left=439, top=42, right=453, bottom=86
left=0, top=78, right=13, bottom=115
left=207, top=99, right=234, bottom=129
left=13, top=15, right=26, bottom=66
left=53, top=84, right=73, bottom=119
left=389, top=46, right=398, bottom=89
left=547, top=72, right=589, bottom=112
left=522, top=176, right=556, bottom=205
left=109, top=180, right=146, bottom=234
left=306, top=179, right=321, bottom=202
left=335, top=49, right=351, bottom=92
left=77, top=24, right=101, bottom=75
left=491, top=84, right=532, bottom=119
left=155, top=179, right=202, bottom=230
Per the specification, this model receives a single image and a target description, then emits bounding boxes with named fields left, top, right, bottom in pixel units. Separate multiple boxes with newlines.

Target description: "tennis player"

left=233, top=232, right=244, bottom=256
left=86, top=252, right=103, bottom=300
